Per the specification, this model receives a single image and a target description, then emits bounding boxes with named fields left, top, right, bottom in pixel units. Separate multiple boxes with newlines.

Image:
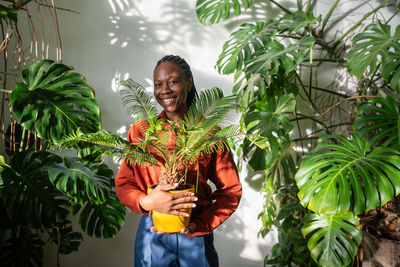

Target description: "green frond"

left=119, top=79, right=158, bottom=122
left=53, top=130, right=157, bottom=166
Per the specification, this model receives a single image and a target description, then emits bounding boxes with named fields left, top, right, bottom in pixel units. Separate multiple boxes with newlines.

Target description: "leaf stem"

left=0, top=88, right=12, bottom=93
left=19, top=128, right=26, bottom=152
left=270, top=0, right=294, bottom=15
left=320, top=0, right=340, bottom=36
left=334, top=0, right=391, bottom=46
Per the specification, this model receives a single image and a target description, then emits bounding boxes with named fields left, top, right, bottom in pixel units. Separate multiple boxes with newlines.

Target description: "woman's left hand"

left=150, top=222, right=197, bottom=235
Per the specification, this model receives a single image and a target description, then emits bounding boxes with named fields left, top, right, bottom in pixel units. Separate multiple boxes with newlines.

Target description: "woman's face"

left=153, top=61, right=192, bottom=119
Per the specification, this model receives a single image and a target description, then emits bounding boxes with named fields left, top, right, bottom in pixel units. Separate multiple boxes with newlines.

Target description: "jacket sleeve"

left=115, top=123, right=149, bottom=214
left=188, top=147, right=242, bottom=237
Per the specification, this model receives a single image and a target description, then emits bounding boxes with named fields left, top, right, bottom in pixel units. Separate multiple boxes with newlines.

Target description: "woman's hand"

left=150, top=222, right=197, bottom=235
left=140, top=183, right=197, bottom=217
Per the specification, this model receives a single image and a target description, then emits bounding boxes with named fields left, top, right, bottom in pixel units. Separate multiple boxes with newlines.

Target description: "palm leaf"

left=196, top=0, right=252, bottom=25
left=302, top=212, right=362, bottom=267
left=347, top=22, right=400, bottom=90
left=1, top=149, right=69, bottom=228
left=10, top=60, right=101, bottom=142
left=354, top=95, right=400, bottom=149
left=119, top=78, right=158, bottom=123
left=53, top=130, right=157, bottom=167
left=296, top=134, right=400, bottom=214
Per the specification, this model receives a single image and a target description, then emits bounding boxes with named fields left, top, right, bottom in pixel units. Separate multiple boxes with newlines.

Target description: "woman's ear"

left=187, top=78, right=193, bottom=92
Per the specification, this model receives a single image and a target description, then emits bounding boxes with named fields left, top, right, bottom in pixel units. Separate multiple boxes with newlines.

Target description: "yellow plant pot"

left=148, top=184, right=195, bottom=233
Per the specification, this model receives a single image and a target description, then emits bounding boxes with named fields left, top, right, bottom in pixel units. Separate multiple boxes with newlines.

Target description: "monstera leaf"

left=302, top=212, right=362, bottom=267
left=216, top=20, right=277, bottom=74
left=48, top=156, right=111, bottom=205
left=246, top=36, right=314, bottom=75
left=279, top=10, right=321, bottom=33
left=196, top=0, right=252, bottom=25
left=296, top=134, right=400, bottom=214
left=72, top=192, right=126, bottom=238
left=0, top=149, right=69, bottom=228
left=243, top=93, right=295, bottom=171
left=354, top=95, right=400, bottom=149
left=347, top=21, right=400, bottom=90
left=10, top=60, right=101, bottom=142
left=0, top=233, right=44, bottom=267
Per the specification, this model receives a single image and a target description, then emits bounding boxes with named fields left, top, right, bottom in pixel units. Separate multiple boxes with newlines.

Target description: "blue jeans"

left=134, top=215, right=219, bottom=267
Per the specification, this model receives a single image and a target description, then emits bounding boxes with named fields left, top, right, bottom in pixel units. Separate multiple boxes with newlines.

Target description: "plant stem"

left=295, top=112, right=329, bottom=133
left=386, top=9, right=400, bottom=24
left=294, top=72, right=321, bottom=116
left=320, top=0, right=340, bottom=36
left=308, top=86, right=350, bottom=98
left=270, top=0, right=293, bottom=15
left=19, top=128, right=26, bottom=152
left=0, top=71, right=20, bottom=77
left=334, top=0, right=391, bottom=46
left=306, top=0, right=311, bottom=13
left=0, top=88, right=12, bottom=93
left=321, top=95, right=380, bottom=117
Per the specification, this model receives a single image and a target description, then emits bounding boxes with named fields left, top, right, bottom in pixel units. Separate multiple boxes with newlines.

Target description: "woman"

left=115, top=55, right=242, bottom=267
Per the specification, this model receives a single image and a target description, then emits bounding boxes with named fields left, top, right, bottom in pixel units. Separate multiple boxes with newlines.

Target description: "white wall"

left=42, top=0, right=273, bottom=266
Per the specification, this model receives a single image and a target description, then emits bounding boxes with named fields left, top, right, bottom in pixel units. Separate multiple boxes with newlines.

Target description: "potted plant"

left=56, top=78, right=240, bottom=232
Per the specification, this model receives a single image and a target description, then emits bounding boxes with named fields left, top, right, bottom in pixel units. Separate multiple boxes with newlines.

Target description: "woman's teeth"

left=163, top=98, right=175, bottom=104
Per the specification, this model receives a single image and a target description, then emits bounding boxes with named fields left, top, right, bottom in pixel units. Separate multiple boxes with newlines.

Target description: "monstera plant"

left=196, top=0, right=400, bottom=266
left=0, top=60, right=126, bottom=266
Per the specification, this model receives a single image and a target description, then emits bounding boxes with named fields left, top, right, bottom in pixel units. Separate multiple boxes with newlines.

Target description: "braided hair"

left=154, top=55, right=198, bottom=109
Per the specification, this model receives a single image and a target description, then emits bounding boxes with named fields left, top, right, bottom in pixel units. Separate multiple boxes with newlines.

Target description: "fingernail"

left=185, top=214, right=190, bottom=217
left=192, top=204, right=196, bottom=208
left=194, top=197, right=198, bottom=201
left=173, top=183, right=179, bottom=186
left=190, top=193, right=195, bottom=196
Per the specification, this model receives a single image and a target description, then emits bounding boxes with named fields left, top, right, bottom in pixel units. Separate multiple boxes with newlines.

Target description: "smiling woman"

left=115, top=55, right=242, bottom=267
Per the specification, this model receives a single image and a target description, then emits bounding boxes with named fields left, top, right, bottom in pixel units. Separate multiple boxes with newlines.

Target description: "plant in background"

left=0, top=60, right=126, bottom=267
left=197, top=0, right=400, bottom=266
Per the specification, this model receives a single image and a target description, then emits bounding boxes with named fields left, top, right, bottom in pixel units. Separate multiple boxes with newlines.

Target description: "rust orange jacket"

left=115, top=111, right=242, bottom=237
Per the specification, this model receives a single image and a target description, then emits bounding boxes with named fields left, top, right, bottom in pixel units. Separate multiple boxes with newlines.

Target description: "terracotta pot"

left=147, top=184, right=195, bottom=233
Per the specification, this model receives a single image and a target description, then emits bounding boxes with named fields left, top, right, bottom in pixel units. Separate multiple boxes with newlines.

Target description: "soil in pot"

left=147, top=184, right=195, bottom=233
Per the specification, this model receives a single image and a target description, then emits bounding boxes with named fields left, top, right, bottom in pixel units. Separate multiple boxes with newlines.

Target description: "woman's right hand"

left=139, top=184, right=197, bottom=217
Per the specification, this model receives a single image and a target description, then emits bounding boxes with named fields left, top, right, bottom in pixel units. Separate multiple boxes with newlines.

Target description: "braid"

left=154, top=55, right=198, bottom=108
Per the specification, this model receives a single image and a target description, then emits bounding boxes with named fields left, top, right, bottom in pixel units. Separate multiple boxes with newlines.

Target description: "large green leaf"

left=354, top=95, right=400, bottom=149
left=347, top=22, right=400, bottom=90
left=243, top=93, right=295, bottom=171
left=216, top=20, right=276, bottom=74
left=72, top=192, right=126, bottom=238
left=1, top=149, right=69, bottom=228
left=245, top=36, right=314, bottom=75
left=0, top=233, right=44, bottom=267
left=49, top=221, right=83, bottom=255
left=48, top=156, right=111, bottom=205
left=279, top=10, right=321, bottom=33
left=296, top=134, right=400, bottom=214
left=302, top=212, right=362, bottom=267
left=10, top=60, right=101, bottom=142
left=196, top=0, right=252, bottom=25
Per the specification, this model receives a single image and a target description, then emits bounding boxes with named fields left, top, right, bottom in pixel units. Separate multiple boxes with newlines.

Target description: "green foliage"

left=296, top=134, right=400, bottom=214
left=354, top=95, right=400, bottom=149
left=302, top=212, right=362, bottom=267
left=0, top=3, right=18, bottom=22
left=196, top=0, right=252, bottom=25
left=347, top=22, right=400, bottom=90
left=49, top=221, right=83, bottom=255
left=10, top=60, right=101, bottom=142
left=243, top=93, right=295, bottom=171
left=72, top=192, right=126, bottom=238
left=48, top=156, right=111, bottom=205
left=1, top=149, right=69, bottom=228
left=0, top=233, right=44, bottom=267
